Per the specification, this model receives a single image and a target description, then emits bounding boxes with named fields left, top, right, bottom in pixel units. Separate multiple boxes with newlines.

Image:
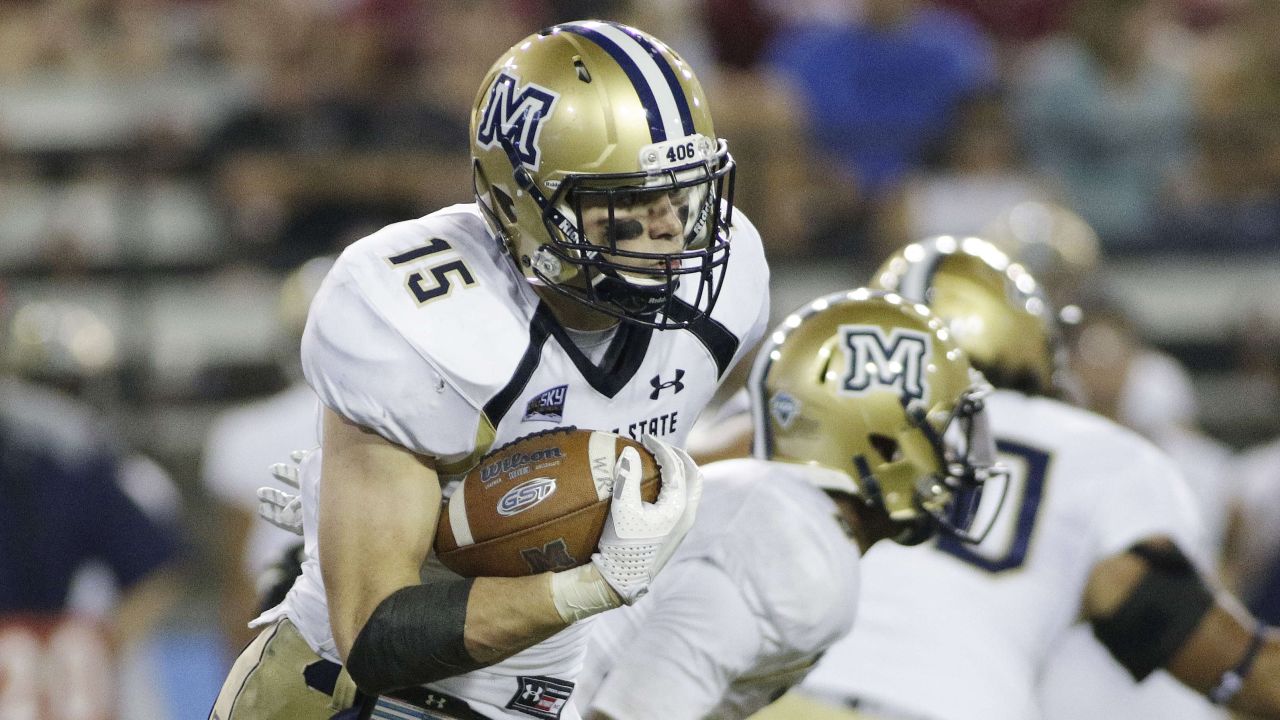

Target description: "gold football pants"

left=209, top=618, right=361, bottom=720
left=749, top=691, right=898, bottom=720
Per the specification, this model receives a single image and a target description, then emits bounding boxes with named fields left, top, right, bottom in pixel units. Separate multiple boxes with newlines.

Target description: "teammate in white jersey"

left=577, top=292, right=1004, bottom=720
left=210, top=20, right=770, bottom=720
left=773, top=237, right=1280, bottom=720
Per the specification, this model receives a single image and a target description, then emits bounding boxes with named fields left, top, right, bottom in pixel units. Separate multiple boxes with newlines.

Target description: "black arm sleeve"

left=344, top=577, right=480, bottom=694
left=1091, top=542, right=1215, bottom=681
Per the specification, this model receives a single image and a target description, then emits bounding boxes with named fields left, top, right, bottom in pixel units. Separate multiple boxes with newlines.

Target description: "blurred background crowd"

left=2, top=0, right=1280, bottom=717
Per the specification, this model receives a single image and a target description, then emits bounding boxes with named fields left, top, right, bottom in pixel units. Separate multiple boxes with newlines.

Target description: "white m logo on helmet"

left=840, top=326, right=931, bottom=401
left=477, top=71, right=560, bottom=170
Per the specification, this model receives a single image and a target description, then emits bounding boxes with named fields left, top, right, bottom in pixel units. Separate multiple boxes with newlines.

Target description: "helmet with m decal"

left=749, top=290, right=1004, bottom=545
left=470, top=21, right=735, bottom=329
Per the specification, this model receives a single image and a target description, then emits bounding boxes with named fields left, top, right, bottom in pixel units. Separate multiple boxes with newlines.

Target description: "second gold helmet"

left=872, top=236, right=1065, bottom=397
left=749, top=290, right=1001, bottom=545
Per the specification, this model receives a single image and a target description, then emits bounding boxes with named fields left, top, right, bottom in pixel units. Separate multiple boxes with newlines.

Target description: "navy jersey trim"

left=483, top=305, right=556, bottom=428
left=667, top=298, right=739, bottom=377
left=545, top=307, right=653, bottom=399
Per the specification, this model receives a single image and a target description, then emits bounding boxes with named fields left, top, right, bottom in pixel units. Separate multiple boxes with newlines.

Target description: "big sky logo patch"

left=476, top=71, right=559, bottom=170
left=524, top=385, right=568, bottom=423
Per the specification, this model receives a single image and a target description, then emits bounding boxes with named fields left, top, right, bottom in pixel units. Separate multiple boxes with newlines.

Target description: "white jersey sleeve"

left=582, top=459, right=861, bottom=720
left=302, top=257, right=480, bottom=458
left=1078, top=418, right=1206, bottom=562
left=587, top=560, right=762, bottom=720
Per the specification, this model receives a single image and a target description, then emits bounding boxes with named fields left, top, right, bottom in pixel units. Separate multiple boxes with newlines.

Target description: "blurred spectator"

left=203, top=1, right=530, bottom=268
left=761, top=0, right=995, bottom=255
left=1153, top=0, right=1280, bottom=251
left=201, top=256, right=330, bottom=653
left=0, top=299, right=184, bottom=720
left=764, top=0, right=996, bottom=199
left=871, top=91, right=1058, bottom=257
left=1010, top=0, right=1193, bottom=249
left=933, top=0, right=1071, bottom=42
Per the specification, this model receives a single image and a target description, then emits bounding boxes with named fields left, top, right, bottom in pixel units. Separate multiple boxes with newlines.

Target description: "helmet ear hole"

left=868, top=433, right=901, bottom=463
left=492, top=185, right=517, bottom=224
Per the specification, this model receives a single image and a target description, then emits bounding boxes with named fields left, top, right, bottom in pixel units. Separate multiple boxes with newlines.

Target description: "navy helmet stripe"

left=608, top=22, right=695, bottom=136
left=559, top=24, right=668, bottom=142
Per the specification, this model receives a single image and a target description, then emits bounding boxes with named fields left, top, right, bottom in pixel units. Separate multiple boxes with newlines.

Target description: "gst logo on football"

left=480, top=447, right=564, bottom=488
left=497, top=477, right=557, bottom=517
left=840, top=325, right=931, bottom=401
left=476, top=71, right=560, bottom=170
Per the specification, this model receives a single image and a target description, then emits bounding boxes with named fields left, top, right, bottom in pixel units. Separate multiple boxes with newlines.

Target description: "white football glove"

left=590, top=434, right=703, bottom=604
left=257, top=450, right=308, bottom=536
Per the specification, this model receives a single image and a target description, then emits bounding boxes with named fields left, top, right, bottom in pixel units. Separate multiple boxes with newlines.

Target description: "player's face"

left=578, top=188, right=691, bottom=272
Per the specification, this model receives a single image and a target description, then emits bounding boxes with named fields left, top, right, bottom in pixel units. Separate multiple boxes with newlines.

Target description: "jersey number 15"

left=388, top=238, right=478, bottom=305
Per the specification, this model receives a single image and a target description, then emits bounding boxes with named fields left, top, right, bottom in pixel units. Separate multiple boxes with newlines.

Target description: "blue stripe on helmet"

left=608, top=21, right=695, bottom=136
left=558, top=24, right=667, bottom=142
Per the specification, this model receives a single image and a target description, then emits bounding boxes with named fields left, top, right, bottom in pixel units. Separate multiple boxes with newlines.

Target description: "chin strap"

left=591, top=268, right=669, bottom=317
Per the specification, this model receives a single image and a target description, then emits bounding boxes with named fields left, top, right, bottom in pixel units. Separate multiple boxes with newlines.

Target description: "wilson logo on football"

left=497, top=477, right=558, bottom=516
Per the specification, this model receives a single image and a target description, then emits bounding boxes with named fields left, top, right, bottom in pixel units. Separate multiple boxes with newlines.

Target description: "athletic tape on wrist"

left=550, top=564, right=622, bottom=623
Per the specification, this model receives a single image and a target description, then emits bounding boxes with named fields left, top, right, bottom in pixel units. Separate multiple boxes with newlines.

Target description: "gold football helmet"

left=749, top=290, right=1001, bottom=545
left=982, top=201, right=1100, bottom=321
left=872, top=235, right=1065, bottom=397
left=470, top=21, right=734, bottom=328
left=4, top=300, right=117, bottom=387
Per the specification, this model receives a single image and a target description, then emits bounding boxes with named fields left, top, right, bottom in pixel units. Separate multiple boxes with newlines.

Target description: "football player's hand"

left=267, top=449, right=308, bottom=489
left=257, top=449, right=309, bottom=536
left=591, top=434, right=703, bottom=604
left=257, top=486, right=303, bottom=535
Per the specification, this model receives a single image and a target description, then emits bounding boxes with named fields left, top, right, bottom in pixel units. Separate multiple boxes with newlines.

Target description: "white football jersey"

left=799, top=390, right=1205, bottom=720
left=1036, top=423, right=1235, bottom=720
left=202, top=381, right=320, bottom=576
left=577, top=458, right=862, bottom=720
left=257, top=202, right=770, bottom=719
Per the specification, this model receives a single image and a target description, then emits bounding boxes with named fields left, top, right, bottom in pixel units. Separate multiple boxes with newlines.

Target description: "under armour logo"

left=521, top=684, right=544, bottom=702
left=649, top=370, right=685, bottom=400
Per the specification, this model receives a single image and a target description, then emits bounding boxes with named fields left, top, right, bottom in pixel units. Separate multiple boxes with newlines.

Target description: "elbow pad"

left=1091, top=542, right=1214, bottom=681
left=345, top=577, right=479, bottom=694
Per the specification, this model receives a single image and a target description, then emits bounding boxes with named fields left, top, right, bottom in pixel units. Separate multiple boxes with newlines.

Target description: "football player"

left=986, top=202, right=1235, bottom=720
left=573, top=291, right=1002, bottom=720
left=209, top=20, right=770, bottom=720
left=202, top=256, right=330, bottom=652
left=0, top=301, right=182, bottom=719
left=766, top=237, right=1280, bottom=720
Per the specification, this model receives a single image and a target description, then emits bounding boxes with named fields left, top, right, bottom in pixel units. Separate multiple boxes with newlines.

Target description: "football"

left=434, top=427, right=661, bottom=577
